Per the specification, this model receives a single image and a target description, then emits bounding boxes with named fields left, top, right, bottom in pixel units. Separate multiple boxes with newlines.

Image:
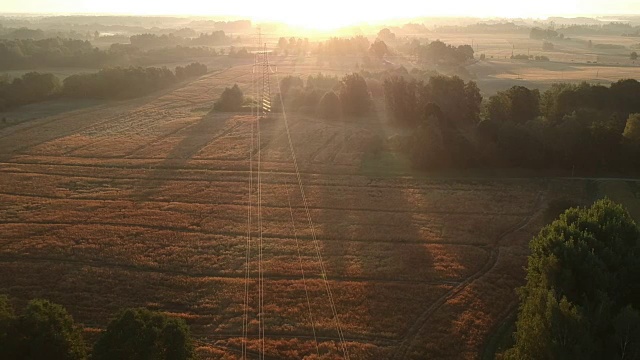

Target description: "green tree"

left=383, top=76, right=421, bottom=126
left=487, top=86, right=540, bottom=124
left=486, top=93, right=510, bottom=123
left=623, top=113, right=640, bottom=143
left=425, top=75, right=481, bottom=126
left=9, top=299, right=87, bottom=360
left=503, top=199, right=640, bottom=359
left=0, top=295, right=16, bottom=359
left=339, top=73, right=371, bottom=117
left=631, top=51, right=638, bottom=61
left=93, top=308, right=195, bottom=360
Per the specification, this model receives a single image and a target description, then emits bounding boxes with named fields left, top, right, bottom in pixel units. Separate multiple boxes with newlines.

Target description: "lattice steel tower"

left=253, top=29, right=272, bottom=119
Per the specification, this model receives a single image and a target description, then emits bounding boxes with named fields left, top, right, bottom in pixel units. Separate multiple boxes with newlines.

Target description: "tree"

left=631, top=51, right=638, bottom=61
left=93, top=308, right=195, bottom=360
left=214, top=84, right=244, bottom=111
left=503, top=199, right=640, bottom=359
left=411, top=111, right=447, bottom=168
left=383, top=76, right=422, bottom=126
left=612, top=306, right=640, bottom=360
left=7, top=299, right=87, bottom=360
left=377, top=28, right=396, bottom=43
left=369, top=40, right=389, bottom=59
left=416, top=40, right=474, bottom=65
left=175, top=63, right=207, bottom=80
left=277, top=37, right=288, bottom=51
left=623, top=113, right=640, bottom=143
left=486, top=93, right=511, bottom=123
left=530, top=27, right=558, bottom=40
left=609, top=79, right=640, bottom=117
left=317, top=91, right=342, bottom=119
left=0, top=295, right=15, bottom=359
left=488, top=86, right=540, bottom=124
left=424, top=75, right=481, bottom=126
left=339, top=73, right=371, bottom=117
left=279, top=75, right=304, bottom=100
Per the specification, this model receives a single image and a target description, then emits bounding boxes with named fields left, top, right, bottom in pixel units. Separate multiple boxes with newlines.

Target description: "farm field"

left=431, top=31, right=640, bottom=94
left=1, top=61, right=640, bottom=359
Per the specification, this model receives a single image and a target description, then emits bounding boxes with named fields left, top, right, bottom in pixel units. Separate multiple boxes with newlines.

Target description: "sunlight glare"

left=2, top=0, right=634, bottom=30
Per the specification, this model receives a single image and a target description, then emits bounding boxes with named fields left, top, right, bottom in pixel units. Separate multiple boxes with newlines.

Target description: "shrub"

left=214, top=84, right=244, bottom=111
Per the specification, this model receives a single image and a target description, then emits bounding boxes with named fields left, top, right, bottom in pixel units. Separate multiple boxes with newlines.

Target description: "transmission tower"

left=253, top=30, right=272, bottom=119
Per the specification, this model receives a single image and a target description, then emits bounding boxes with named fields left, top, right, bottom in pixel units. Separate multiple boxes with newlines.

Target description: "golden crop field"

left=1, top=59, right=637, bottom=359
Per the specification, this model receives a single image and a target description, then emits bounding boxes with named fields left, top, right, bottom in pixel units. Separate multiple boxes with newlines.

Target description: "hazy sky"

left=1, top=0, right=639, bottom=29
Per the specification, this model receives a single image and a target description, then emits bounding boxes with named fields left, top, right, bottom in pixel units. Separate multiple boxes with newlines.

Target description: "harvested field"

left=0, top=61, right=634, bottom=359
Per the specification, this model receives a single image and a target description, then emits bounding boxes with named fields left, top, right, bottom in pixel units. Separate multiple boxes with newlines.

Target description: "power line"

left=257, top=88, right=265, bottom=360
left=284, top=178, right=320, bottom=357
left=242, top=94, right=254, bottom=359
left=255, top=39, right=268, bottom=360
left=274, top=71, right=351, bottom=360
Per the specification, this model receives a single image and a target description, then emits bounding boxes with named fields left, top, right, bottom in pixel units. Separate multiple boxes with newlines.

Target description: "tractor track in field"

left=199, top=332, right=398, bottom=345
left=0, top=254, right=463, bottom=287
left=0, top=219, right=496, bottom=248
left=0, top=192, right=532, bottom=218
left=394, top=191, right=545, bottom=360
left=61, top=106, right=182, bottom=157
left=0, top=163, right=557, bottom=192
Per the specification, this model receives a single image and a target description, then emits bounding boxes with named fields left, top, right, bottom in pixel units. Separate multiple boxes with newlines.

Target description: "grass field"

left=2, top=55, right=640, bottom=359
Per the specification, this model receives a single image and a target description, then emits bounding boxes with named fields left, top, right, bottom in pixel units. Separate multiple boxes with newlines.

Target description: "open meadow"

left=2, top=55, right=640, bottom=359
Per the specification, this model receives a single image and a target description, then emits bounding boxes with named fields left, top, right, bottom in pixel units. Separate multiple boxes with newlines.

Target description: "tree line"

left=383, top=74, right=640, bottom=173
left=413, top=40, right=475, bottom=65
left=274, top=72, right=373, bottom=118
left=129, top=31, right=230, bottom=49
left=317, top=36, right=371, bottom=57
left=0, top=295, right=196, bottom=360
left=0, top=33, right=229, bottom=70
left=501, top=199, right=640, bottom=359
left=0, top=62, right=207, bottom=111
left=0, top=26, right=95, bottom=41
left=0, top=38, right=113, bottom=69
left=214, top=72, right=373, bottom=119
left=276, top=37, right=310, bottom=56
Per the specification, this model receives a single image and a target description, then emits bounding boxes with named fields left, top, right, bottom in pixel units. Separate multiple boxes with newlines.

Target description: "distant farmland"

left=2, top=60, right=640, bottom=359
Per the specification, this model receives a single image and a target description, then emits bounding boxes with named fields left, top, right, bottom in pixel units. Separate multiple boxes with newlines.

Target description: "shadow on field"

left=318, top=113, right=440, bottom=345
left=133, top=109, right=234, bottom=200
left=265, top=108, right=447, bottom=357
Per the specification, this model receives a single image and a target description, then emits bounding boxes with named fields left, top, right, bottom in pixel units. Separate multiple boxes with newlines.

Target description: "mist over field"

left=1, top=4, right=640, bottom=360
